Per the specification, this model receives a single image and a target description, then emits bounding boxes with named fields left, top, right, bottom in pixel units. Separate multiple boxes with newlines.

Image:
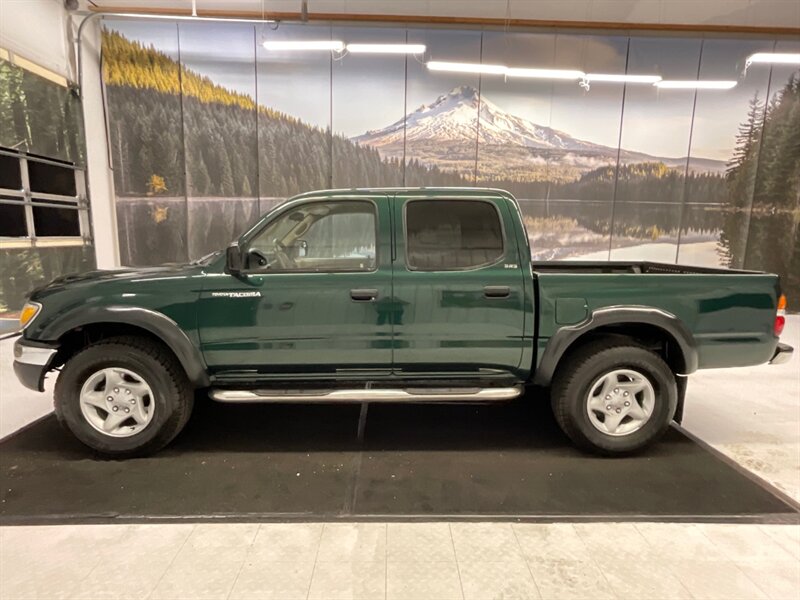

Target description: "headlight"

left=19, top=302, right=42, bottom=329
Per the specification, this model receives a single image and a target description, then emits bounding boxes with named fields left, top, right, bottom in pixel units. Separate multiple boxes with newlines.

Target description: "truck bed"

left=532, top=261, right=764, bottom=276
left=531, top=261, right=781, bottom=371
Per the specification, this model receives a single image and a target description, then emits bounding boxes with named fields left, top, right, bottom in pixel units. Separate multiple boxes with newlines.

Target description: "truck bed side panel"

left=534, top=272, right=781, bottom=370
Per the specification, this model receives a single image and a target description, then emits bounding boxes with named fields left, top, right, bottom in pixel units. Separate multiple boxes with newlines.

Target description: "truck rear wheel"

left=550, top=340, right=677, bottom=455
left=54, top=336, right=194, bottom=458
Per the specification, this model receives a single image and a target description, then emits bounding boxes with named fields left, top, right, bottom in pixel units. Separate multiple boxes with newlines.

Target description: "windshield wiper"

left=190, top=251, right=222, bottom=266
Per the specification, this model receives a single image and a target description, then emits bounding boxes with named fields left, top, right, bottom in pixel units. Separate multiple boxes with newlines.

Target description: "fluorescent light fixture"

left=585, top=73, right=662, bottom=84
left=427, top=62, right=586, bottom=80
left=506, top=67, right=585, bottom=80
left=263, top=40, right=345, bottom=52
left=746, top=52, right=800, bottom=65
left=346, top=43, right=426, bottom=54
left=426, top=61, right=507, bottom=75
left=656, top=80, right=737, bottom=89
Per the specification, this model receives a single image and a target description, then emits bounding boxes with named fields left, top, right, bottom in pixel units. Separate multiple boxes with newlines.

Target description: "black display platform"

left=1, top=398, right=797, bottom=524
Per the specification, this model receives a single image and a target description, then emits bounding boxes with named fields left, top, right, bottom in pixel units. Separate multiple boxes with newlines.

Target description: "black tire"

left=550, top=339, right=677, bottom=456
left=54, top=336, right=194, bottom=458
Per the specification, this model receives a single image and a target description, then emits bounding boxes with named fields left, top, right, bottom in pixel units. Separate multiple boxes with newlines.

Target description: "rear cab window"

left=404, top=199, right=505, bottom=270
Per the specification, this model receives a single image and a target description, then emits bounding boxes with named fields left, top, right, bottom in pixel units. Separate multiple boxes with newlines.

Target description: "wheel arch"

left=43, top=306, right=210, bottom=388
left=533, top=306, right=698, bottom=387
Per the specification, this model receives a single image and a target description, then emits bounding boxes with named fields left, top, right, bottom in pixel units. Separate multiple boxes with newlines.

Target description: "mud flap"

left=673, top=374, right=688, bottom=424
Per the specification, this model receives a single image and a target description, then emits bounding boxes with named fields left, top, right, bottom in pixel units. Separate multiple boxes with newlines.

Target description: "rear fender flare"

left=533, top=306, right=698, bottom=386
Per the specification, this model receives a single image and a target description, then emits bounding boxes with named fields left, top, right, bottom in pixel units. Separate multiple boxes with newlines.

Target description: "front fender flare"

left=533, top=306, right=698, bottom=386
left=40, top=305, right=210, bottom=387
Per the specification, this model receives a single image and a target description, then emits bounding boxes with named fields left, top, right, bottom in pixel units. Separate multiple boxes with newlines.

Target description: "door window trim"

left=240, top=198, right=380, bottom=275
left=401, top=197, right=508, bottom=273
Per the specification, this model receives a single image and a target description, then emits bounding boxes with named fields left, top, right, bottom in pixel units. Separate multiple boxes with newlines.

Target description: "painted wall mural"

left=102, top=21, right=800, bottom=300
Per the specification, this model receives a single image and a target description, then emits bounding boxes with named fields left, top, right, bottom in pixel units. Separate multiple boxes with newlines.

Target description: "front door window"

left=246, top=200, right=376, bottom=272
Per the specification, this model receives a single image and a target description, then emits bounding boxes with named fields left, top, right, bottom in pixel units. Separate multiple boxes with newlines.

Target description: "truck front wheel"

left=54, top=336, right=194, bottom=458
left=550, top=340, right=677, bottom=455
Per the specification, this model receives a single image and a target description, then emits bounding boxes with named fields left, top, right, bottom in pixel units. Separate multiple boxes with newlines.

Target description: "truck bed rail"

left=531, top=261, right=765, bottom=276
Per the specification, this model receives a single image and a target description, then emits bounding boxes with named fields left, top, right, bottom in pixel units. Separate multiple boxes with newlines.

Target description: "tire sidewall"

left=564, top=347, right=677, bottom=453
left=57, top=344, right=181, bottom=454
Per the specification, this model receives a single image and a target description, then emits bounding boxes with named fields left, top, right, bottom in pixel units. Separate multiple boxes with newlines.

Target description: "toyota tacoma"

left=12, top=188, right=793, bottom=457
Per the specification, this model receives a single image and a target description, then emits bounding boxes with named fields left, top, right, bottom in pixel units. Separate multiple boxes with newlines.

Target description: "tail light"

left=774, top=294, right=786, bottom=336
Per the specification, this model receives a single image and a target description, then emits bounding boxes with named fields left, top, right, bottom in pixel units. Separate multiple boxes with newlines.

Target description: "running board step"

left=209, top=386, right=523, bottom=404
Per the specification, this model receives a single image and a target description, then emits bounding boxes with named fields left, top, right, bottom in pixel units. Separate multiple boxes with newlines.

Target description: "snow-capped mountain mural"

left=353, top=86, right=725, bottom=181
left=355, top=85, right=603, bottom=151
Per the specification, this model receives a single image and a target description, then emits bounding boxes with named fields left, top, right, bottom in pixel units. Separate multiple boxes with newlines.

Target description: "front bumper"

left=770, top=342, right=794, bottom=365
left=13, top=338, right=58, bottom=392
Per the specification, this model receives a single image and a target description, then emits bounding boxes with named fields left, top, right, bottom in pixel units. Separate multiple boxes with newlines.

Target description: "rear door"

left=391, top=194, right=527, bottom=380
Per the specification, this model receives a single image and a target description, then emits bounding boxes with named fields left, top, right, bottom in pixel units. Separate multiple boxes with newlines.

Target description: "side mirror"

left=226, top=243, right=243, bottom=275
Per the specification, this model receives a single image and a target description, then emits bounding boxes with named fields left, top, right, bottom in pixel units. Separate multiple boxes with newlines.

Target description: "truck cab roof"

left=289, top=186, right=518, bottom=202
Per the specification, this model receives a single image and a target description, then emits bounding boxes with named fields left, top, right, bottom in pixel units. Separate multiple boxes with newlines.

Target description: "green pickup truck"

left=12, top=187, right=793, bottom=457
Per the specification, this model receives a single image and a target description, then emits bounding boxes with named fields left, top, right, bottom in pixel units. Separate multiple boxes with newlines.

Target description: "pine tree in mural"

left=727, top=93, right=765, bottom=202
left=719, top=94, right=764, bottom=267
left=147, top=174, right=167, bottom=195
left=721, top=77, right=800, bottom=298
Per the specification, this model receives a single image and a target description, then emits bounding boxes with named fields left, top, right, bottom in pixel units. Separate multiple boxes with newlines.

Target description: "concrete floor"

left=1, top=521, right=798, bottom=600
left=0, top=336, right=54, bottom=439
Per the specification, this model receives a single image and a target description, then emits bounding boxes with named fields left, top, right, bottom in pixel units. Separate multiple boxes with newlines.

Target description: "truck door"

left=198, top=195, right=393, bottom=379
left=391, top=195, right=526, bottom=380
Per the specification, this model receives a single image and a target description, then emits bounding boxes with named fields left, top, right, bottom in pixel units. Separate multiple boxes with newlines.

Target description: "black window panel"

left=28, top=160, right=76, bottom=196
left=0, top=155, right=22, bottom=190
left=32, top=206, right=81, bottom=236
left=406, top=200, right=504, bottom=270
left=0, top=202, right=28, bottom=237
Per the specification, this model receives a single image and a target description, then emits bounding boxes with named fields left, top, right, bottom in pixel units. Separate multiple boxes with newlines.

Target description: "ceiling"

left=85, top=1, right=800, bottom=30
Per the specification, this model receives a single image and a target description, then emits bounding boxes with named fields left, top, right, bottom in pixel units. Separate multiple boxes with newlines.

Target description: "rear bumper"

left=13, top=338, right=58, bottom=392
left=770, top=343, right=794, bottom=365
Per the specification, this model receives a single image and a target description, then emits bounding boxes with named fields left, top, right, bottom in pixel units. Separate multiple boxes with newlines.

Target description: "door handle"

left=484, top=285, right=510, bottom=299
left=350, top=288, right=378, bottom=302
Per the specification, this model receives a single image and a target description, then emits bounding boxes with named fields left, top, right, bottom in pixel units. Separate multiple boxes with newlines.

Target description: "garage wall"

left=0, top=0, right=72, bottom=78
left=101, top=19, right=800, bottom=300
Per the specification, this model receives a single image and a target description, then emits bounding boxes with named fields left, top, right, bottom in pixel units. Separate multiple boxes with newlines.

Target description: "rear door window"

left=405, top=200, right=504, bottom=270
